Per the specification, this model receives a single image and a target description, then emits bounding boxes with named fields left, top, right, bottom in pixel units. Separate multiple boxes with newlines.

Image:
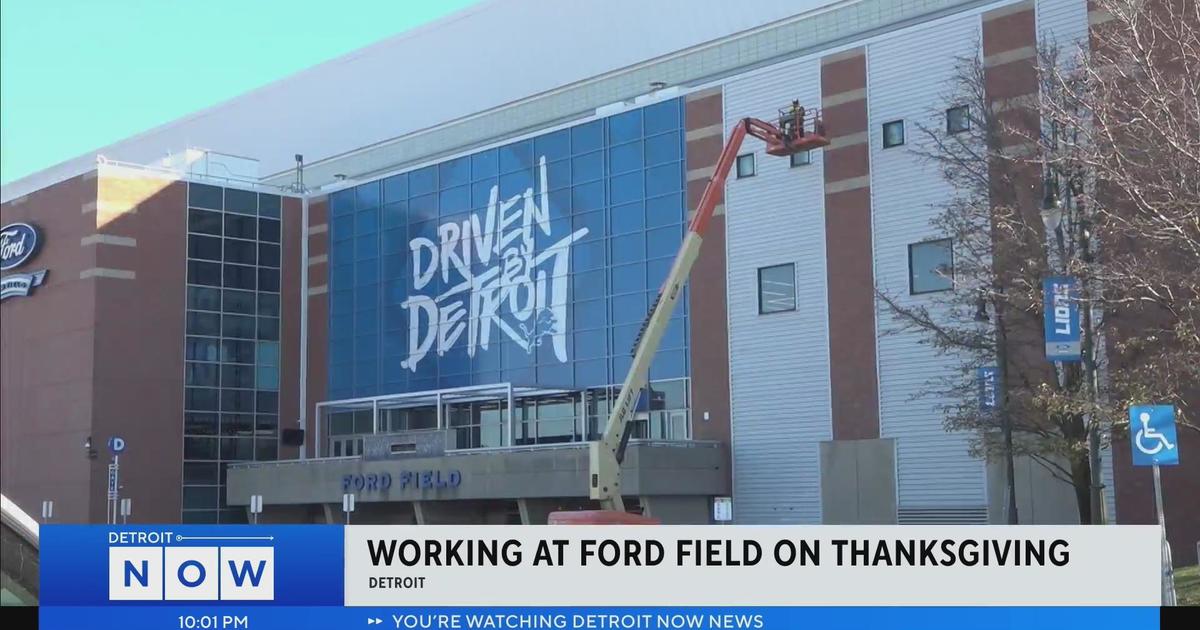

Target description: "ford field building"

left=1, top=0, right=1195, bottom=561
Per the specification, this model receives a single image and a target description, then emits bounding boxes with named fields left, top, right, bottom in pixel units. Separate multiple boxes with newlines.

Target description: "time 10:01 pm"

left=178, top=614, right=249, bottom=629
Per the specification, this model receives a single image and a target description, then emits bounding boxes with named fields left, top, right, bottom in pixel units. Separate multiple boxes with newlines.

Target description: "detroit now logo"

left=108, top=532, right=274, bottom=601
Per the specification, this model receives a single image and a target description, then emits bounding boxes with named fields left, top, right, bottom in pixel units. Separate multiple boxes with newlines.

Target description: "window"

left=187, top=286, right=221, bottom=311
left=735, top=153, right=756, bottom=178
left=224, top=214, right=256, bottom=240
left=757, top=264, right=796, bottom=314
left=188, top=235, right=221, bottom=260
left=790, top=151, right=811, bottom=167
left=882, top=120, right=905, bottom=148
left=908, top=239, right=954, bottom=294
left=946, top=105, right=970, bottom=134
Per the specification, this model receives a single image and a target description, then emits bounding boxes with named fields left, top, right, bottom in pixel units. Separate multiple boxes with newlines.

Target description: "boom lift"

left=549, top=102, right=829, bottom=525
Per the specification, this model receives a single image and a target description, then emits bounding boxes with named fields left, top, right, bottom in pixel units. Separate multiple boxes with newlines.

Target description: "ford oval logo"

left=0, top=223, right=40, bottom=271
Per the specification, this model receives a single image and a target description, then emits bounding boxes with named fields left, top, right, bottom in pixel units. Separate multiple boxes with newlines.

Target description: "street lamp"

left=975, top=286, right=1019, bottom=525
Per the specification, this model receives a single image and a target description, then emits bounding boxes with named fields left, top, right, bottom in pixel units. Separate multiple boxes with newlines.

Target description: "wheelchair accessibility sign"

left=1130, top=405, right=1179, bottom=466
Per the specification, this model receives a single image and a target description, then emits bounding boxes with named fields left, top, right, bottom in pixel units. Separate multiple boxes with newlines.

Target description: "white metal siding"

left=867, top=15, right=989, bottom=515
left=724, top=59, right=830, bottom=524
left=1036, top=0, right=1088, bottom=52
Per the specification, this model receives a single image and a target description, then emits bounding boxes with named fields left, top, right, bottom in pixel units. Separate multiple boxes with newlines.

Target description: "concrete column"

left=639, top=496, right=710, bottom=524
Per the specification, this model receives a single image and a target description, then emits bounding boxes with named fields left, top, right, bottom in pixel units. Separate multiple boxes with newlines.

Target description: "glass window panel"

left=383, top=253, right=406, bottom=280
left=609, top=140, right=643, bottom=175
left=185, top=362, right=219, bottom=387
left=382, top=201, right=408, bottom=229
left=410, top=165, right=438, bottom=196
left=188, top=260, right=222, bottom=286
left=383, top=173, right=408, bottom=203
left=610, top=201, right=644, bottom=235
left=571, top=240, right=605, bottom=271
left=255, top=439, right=278, bottom=462
left=222, top=289, right=255, bottom=314
left=882, top=120, right=905, bottom=148
left=758, top=264, right=796, bottom=313
left=355, top=233, right=379, bottom=260
left=355, top=181, right=381, bottom=209
left=499, top=170, right=533, bottom=198
left=331, top=264, right=353, bottom=290
left=223, top=238, right=256, bottom=264
left=184, top=436, right=218, bottom=460
left=224, top=214, right=256, bottom=240
left=186, top=337, right=220, bottom=362
left=909, top=239, right=954, bottom=293
left=184, top=462, right=219, bottom=484
left=258, top=242, right=280, bottom=267
left=188, top=234, right=221, bottom=260
left=332, top=215, right=353, bottom=241
left=255, top=414, right=278, bottom=433
left=650, top=348, right=687, bottom=380
left=575, top=299, right=607, bottom=329
left=646, top=193, right=683, bottom=228
left=221, top=389, right=255, bottom=413
left=221, top=413, right=254, bottom=436
left=331, top=189, right=354, bottom=216
left=355, top=260, right=379, bottom=287
left=571, top=151, right=604, bottom=183
left=735, top=153, right=755, bottom=178
left=534, top=130, right=570, bottom=162
left=258, top=193, right=281, bottom=218
left=610, top=171, right=644, bottom=205
left=609, top=109, right=642, bottom=144
left=221, top=437, right=254, bottom=461
left=182, top=511, right=219, bottom=524
left=790, top=150, right=812, bottom=167
left=188, top=208, right=223, bottom=235
left=258, top=317, right=280, bottom=341
left=222, top=314, right=256, bottom=339
left=646, top=162, right=682, bottom=196
left=222, top=364, right=255, bottom=388
left=189, top=183, right=223, bottom=210
left=573, top=210, right=605, bottom=242
left=258, top=293, right=279, bottom=317
left=221, top=339, right=255, bottom=363
left=439, top=185, right=470, bottom=214
left=257, top=341, right=280, bottom=367
left=409, top=193, right=438, bottom=223
left=187, top=286, right=221, bottom=311
left=259, top=218, right=281, bottom=243
left=440, top=157, right=470, bottom=188
left=571, top=121, right=603, bottom=154
left=185, top=387, right=219, bottom=411
left=946, top=105, right=970, bottom=133
left=644, top=99, right=680, bottom=135
left=611, top=262, right=647, bottom=294
left=471, top=150, right=498, bottom=180
left=186, top=311, right=221, bottom=336
left=225, top=188, right=257, bottom=215
left=572, top=181, right=604, bottom=213
left=256, top=391, right=279, bottom=413
left=183, top=487, right=220, bottom=509
left=223, top=264, right=256, bottom=290
left=471, top=180, right=497, bottom=209
left=574, top=329, right=607, bottom=360
left=610, top=233, right=645, bottom=265
left=612, top=293, right=647, bottom=324
left=645, top=131, right=681, bottom=166
left=354, top=208, right=378, bottom=236
left=499, top=140, right=534, bottom=173
left=647, top=225, right=682, bottom=257
left=258, top=268, right=280, bottom=293
left=256, top=365, right=279, bottom=390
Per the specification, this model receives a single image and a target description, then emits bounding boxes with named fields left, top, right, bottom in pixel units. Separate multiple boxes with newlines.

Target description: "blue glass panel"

left=330, top=370, right=352, bottom=391
left=354, top=284, right=378, bottom=310
left=408, top=194, right=438, bottom=224
left=409, top=219, right=438, bottom=244
left=440, top=157, right=470, bottom=188
left=546, top=188, right=571, bottom=219
left=610, top=262, right=646, bottom=294
left=330, top=314, right=352, bottom=340
left=354, top=359, right=378, bottom=385
left=609, top=109, right=642, bottom=144
left=647, top=257, right=673, bottom=289
left=611, top=323, right=640, bottom=355
left=646, top=193, right=684, bottom=228
left=499, top=169, right=533, bottom=198
left=644, top=99, right=680, bottom=135
left=471, top=371, right=502, bottom=387
left=609, top=141, right=643, bottom=174
left=382, top=228, right=407, bottom=255
left=610, top=233, right=645, bottom=265
left=331, top=215, right=353, bottom=241
left=355, top=181, right=381, bottom=209
left=610, top=200, right=644, bottom=235
left=382, top=202, right=407, bottom=229
left=439, top=185, right=470, bottom=215
left=545, top=159, right=571, bottom=190
left=410, top=166, right=437, bottom=195
left=354, top=260, right=379, bottom=286
left=645, top=131, right=681, bottom=166
left=471, top=149, right=498, bottom=180
left=610, top=171, right=644, bottom=205
left=472, top=179, right=497, bottom=209
left=383, top=303, right=406, bottom=330
left=646, top=162, right=682, bottom=196
left=650, top=348, right=687, bottom=380
left=647, top=225, right=683, bottom=257
left=355, top=208, right=378, bottom=236
left=331, top=265, right=354, bottom=290
left=535, top=129, right=571, bottom=161
left=354, top=309, right=379, bottom=334
left=572, top=151, right=604, bottom=183
left=571, top=120, right=604, bottom=154
left=571, top=240, right=606, bottom=271
left=354, top=335, right=379, bottom=361
left=572, top=181, right=604, bottom=213
left=331, top=239, right=353, bottom=265
left=330, top=189, right=354, bottom=216
left=574, top=299, right=607, bottom=329
left=355, top=234, right=379, bottom=260
left=499, top=140, right=533, bottom=173
left=573, top=269, right=606, bottom=301
left=573, top=210, right=605, bottom=242
left=661, top=316, right=687, bottom=349
left=575, top=360, right=607, bottom=386
left=331, top=290, right=353, bottom=316
left=330, top=341, right=353, bottom=365
left=383, top=253, right=406, bottom=279
left=383, top=173, right=408, bottom=203
left=612, top=294, right=647, bottom=324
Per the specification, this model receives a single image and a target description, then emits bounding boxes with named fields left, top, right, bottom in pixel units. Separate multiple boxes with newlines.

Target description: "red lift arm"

left=549, top=102, right=829, bottom=525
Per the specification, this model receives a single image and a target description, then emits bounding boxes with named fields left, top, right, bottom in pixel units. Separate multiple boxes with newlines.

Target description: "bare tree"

left=876, top=0, right=1198, bottom=525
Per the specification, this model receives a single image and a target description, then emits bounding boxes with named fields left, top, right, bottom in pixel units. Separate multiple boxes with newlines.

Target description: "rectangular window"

left=186, top=337, right=220, bottom=362
left=257, top=293, right=280, bottom=317
left=221, top=339, right=255, bottom=364
left=882, top=120, right=905, bottom=148
left=757, top=264, right=796, bottom=314
left=185, top=412, right=218, bottom=436
left=908, top=238, right=954, bottom=294
left=185, top=362, right=219, bottom=387
left=946, top=105, right=970, bottom=134
left=223, top=238, right=256, bottom=264
left=187, top=261, right=221, bottom=286
left=790, top=151, right=811, bottom=167
left=222, top=314, right=257, bottom=339
left=222, top=289, right=256, bottom=314
left=189, top=183, right=223, bottom=210
left=223, top=264, right=256, bottom=290
left=735, top=153, right=755, bottom=178
left=188, top=234, right=221, bottom=260
left=258, top=243, right=280, bottom=268
left=224, top=188, right=257, bottom=215
left=224, top=214, right=256, bottom=240
left=186, top=286, right=221, bottom=311
left=186, top=311, right=221, bottom=336
left=258, top=218, right=281, bottom=243
left=188, top=208, right=222, bottom=235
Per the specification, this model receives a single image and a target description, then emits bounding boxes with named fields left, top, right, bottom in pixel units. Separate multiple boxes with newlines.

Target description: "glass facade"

left=183, top=183, right=283, bottom=523
left=327, top=98, right=691, bottom=402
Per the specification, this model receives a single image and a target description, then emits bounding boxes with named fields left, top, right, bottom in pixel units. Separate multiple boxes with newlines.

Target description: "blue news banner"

left=40, top=525, right=1157, bottom=630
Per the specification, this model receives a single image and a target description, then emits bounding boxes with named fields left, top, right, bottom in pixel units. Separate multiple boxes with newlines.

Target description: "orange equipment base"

left=547, top=510, right=661, bottom=525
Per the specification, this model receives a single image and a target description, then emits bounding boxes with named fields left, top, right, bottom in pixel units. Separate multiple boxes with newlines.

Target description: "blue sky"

left=0, top=0, right=478, bottom=184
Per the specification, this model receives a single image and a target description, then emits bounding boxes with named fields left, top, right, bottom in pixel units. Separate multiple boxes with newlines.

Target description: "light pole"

left=1042, top=177, right=1106, bottom=525
left=976, top=286, right=1019, bottom=524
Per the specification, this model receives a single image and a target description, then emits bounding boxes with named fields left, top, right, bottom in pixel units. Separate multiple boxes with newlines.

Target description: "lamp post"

left=1042, top=176, right=1106, bottom=525
left=977, top=286, right=1019, bottom=525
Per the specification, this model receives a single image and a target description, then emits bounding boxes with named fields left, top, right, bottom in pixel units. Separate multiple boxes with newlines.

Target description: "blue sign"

left=0, top=222, right=41, bottom=270
left=1130, top=405, right=1179, bottom=466
left=978, top=367, right=999, bottom=410
left=108, top=436, right=126, bottom=454
left=341, top=469, right=461, bottom=493
left=1043, top=276, right=1081, bottom=362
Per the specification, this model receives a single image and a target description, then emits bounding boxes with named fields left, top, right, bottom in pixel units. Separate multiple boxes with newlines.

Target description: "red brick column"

left=303, top=197, right=330, bottom=459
